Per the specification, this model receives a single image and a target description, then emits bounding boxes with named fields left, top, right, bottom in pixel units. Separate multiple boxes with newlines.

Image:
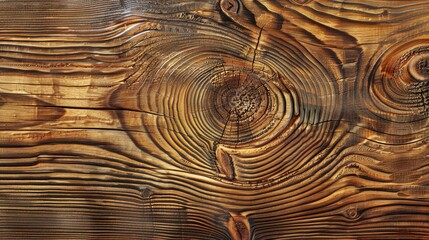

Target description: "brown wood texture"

left=0, top=0, right=428, bottom=239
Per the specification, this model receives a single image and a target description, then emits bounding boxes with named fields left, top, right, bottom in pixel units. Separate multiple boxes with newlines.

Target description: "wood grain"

left=0, top=0, right=428, bottom=239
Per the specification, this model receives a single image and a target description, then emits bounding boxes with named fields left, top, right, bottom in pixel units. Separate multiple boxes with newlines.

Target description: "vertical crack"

left=252, top=26, right=264, bottom=72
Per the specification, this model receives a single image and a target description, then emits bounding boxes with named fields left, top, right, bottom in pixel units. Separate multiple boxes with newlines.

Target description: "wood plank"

left=0, top=0, right=428, bottom=239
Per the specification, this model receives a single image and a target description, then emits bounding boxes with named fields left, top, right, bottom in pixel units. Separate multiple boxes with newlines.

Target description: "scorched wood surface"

left=0, top=0, right=428, bottom=239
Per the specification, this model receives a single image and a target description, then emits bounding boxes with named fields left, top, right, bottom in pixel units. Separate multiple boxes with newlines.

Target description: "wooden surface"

left=0, top=0, right=428, bottom=239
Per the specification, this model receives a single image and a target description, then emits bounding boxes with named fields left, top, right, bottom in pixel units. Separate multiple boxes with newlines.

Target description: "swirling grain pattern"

left=0, top=0, right=428, bottom=239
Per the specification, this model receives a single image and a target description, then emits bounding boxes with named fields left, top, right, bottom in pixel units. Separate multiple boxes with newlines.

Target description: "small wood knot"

left=346, top=206, right=359, bottom=219
left=139, top=187, right=153, bottom=198
left=220, top=0, right=240, bottom=14
left=227, top=214, right=250, bottom=240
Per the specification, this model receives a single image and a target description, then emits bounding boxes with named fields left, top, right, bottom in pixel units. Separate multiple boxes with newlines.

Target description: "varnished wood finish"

left=0, top=0, right=428, bottom=239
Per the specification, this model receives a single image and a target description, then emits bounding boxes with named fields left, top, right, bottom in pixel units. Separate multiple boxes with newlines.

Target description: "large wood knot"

left=362, top=40, right=429, bottom=123
left=217, top=74, right=266, bottom=123
left=210, top=69, right=273, bottom=145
